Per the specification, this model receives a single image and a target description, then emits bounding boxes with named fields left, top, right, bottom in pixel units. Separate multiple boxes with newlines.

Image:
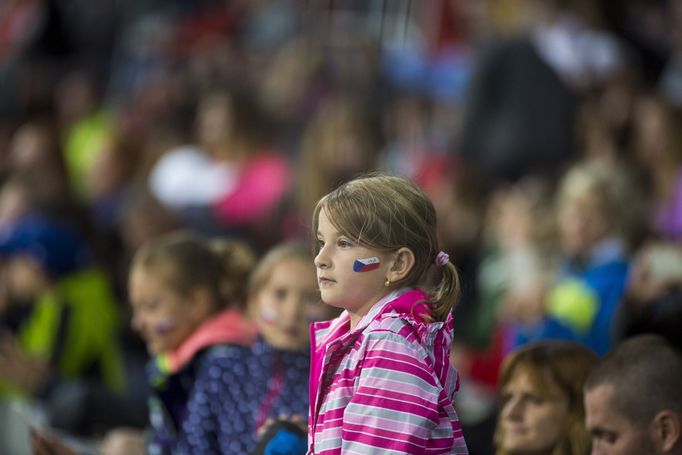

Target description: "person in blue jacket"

left=515, top=162, right=631, bottom=355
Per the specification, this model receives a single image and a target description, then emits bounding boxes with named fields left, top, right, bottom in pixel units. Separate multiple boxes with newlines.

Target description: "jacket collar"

left=155, top=307, right=257, bottom=375
left=314, top=288, right=431, bottom=349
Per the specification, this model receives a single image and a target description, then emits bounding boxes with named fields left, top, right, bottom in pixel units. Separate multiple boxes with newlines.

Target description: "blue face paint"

left=155, top=317, right=177, bottom=334
left=353, top=257, right=380, bottom=272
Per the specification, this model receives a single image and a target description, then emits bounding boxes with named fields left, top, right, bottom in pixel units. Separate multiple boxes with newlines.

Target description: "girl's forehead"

left=317, top=209, right=339, bottom=232
left=131, top=263, right=174, bottom=288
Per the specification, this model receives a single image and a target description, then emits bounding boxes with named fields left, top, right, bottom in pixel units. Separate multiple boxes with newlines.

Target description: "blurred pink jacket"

left=308, top=289, right=469, bottom=454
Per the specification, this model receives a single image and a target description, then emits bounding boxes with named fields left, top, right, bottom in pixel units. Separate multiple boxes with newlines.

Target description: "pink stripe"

left=353, top=386, right=437, bottom=408
left=341, top=429, right=426, bottom=450
left=362, top=355, right=436, bottom=384
left=360, top=376, right=436, bottom=400
left=350, top=394, right=438, bottom=418
left=343, top=416, right=431, bottom=440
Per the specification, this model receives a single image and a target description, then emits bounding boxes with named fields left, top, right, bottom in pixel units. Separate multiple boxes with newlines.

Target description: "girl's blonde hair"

left=312, top=173, right=459, bottom=321
left=130, top=231, right=256, bottom=311
left=247, top=241, right=314, bottom=298
left=495, top=341, right=598, bottom=455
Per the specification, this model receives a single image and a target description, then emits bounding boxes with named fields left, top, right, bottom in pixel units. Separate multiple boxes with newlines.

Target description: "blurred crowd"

left=1, top=0, right=682, bottom=454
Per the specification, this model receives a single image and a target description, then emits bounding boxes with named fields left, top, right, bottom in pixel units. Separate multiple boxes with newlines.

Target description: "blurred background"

left=1, top=0, right=682, bottom=454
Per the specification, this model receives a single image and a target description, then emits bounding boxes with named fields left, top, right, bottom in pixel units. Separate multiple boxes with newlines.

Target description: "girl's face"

left=314, top=209, right=393, bottom=327
left=129, top=266, right=205, bottom=355
left=250, top=257, right=322, bottom=351
left=558, top=195, right=609, bottom=259
left=499, top=367, right=570, bottom=454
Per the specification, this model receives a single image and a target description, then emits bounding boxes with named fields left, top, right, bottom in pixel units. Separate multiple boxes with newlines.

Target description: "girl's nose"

left=314, top=246, right=329, bottom=269
left=504, top=398, right=524, bottom=421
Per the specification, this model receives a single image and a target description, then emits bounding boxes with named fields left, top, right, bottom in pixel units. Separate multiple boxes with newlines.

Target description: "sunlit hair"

left=312, top=173, right=459, bottom=321
left=248, top=241, right=314, bottom=298
left=557, top=161, right=621, bottom=233
left=130, top=231, right=256, bottom=311
left=495, top=341, right=598, bottom=455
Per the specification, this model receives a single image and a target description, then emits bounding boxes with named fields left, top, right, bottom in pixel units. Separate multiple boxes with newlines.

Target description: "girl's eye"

left=273, top=288, right=288, bottom=301
left=526, top=394, right=544, bottom=405
left=140, top=299, right=160, bottom=312
left=500, top=393, right=512, bottom=405
left=337, top=239, right=353, bottom=248
left=316, top=239, right=325, bottom=249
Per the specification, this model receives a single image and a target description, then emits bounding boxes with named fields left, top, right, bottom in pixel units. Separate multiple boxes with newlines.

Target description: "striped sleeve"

left=340, top=331, right=442, bottom=454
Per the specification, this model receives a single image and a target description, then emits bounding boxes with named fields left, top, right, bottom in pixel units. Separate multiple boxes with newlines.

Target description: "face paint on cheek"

left=259, top=305, right=278, bottom=324
left=154, top=317, right=177, bottom=334
left=353, top=257, right=380, bottom=272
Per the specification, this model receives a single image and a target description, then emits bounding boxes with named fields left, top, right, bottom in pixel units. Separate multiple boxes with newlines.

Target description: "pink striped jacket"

left=308, top=289, right=469, bottom=454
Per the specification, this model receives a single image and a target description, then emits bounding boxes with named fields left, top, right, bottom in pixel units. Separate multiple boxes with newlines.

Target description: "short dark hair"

left=584, top=334, right=682, bottom=425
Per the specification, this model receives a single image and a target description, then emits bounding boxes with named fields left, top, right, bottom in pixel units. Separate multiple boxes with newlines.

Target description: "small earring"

left=384, top=279, right=391, bottom=287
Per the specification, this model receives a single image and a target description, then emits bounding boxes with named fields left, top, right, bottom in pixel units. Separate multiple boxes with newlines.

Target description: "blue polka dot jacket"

left=145, top=308, right=310, bottom=454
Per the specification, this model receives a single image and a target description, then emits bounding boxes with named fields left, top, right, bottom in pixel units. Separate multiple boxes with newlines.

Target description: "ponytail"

left=209, top=238, right=256, bottom=309
left=427, top=259, right=460, bottom=322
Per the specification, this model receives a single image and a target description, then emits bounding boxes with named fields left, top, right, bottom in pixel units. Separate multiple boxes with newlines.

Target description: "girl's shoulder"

left=362, top=303, right=454, bottom=359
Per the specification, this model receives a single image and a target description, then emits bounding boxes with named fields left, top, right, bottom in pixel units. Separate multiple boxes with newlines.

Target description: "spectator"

left=495, top=340, right=597, bottom=455
left=584, top=334, right=682, bottom=455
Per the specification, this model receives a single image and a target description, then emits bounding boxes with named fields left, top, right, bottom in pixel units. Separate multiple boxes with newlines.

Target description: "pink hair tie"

left=435, top=251, right=449, bottom=267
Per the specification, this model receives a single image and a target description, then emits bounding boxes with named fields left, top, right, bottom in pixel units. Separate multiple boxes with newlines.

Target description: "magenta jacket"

left=308, top=289, right=469, bottom=454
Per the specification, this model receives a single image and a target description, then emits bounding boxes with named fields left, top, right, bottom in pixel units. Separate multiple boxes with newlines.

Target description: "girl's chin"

left=146, top=341, right=170, bottom=356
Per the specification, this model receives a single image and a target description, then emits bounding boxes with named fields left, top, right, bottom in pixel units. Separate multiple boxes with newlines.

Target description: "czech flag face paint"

left=353, top=256, right=380, bottom=272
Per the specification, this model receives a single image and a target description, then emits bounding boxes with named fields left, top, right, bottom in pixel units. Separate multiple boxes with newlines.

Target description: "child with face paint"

left=246, top=243, right=338, bottom=454
left=102, top=231, right=260, bottom=455
left=309, top=173, right=469, bottom=454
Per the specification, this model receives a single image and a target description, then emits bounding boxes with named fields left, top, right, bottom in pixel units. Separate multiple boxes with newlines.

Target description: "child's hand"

left=0, top=332, right=49, bottom=394
left=100, top=427, right=146, bottom=455
left=29, top=428, right=80, bottom=455
left=253, top=415, right=307, bottom=455
left=257, top=414, right=306, bottom=438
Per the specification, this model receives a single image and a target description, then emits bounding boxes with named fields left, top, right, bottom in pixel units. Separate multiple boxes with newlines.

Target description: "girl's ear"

left=387, top=247, right=415, bottom=283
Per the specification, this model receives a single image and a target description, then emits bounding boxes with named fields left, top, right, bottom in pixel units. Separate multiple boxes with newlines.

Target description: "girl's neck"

left=347, top=289, right=402, bottom=331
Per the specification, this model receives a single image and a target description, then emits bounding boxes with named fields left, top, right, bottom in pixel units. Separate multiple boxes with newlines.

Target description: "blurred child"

left=309, top=173, right=469, bottom=453
left=100, top=231, right=258, bottom=454
left=515, top=162, right=631, bottom=355
left=0, top=213, right=125, bottom=437
left=246, top=243, right=337, bottom=454
left=103, top=234, right=334, bottom=454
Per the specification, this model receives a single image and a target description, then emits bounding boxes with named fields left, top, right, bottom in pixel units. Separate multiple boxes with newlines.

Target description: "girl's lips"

left=284, top=327, right=300, bottom=337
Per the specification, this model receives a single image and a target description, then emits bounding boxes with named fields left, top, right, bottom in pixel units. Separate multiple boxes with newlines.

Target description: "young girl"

left=309, top=173, right=469, bottom=454
left=102, top=231, right=259, bottom=454
left=246, top=242, right=335, bottom=433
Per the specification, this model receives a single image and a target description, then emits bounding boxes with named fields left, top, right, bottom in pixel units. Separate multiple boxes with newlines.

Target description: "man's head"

left=584, top=334, right=682, bottom=455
